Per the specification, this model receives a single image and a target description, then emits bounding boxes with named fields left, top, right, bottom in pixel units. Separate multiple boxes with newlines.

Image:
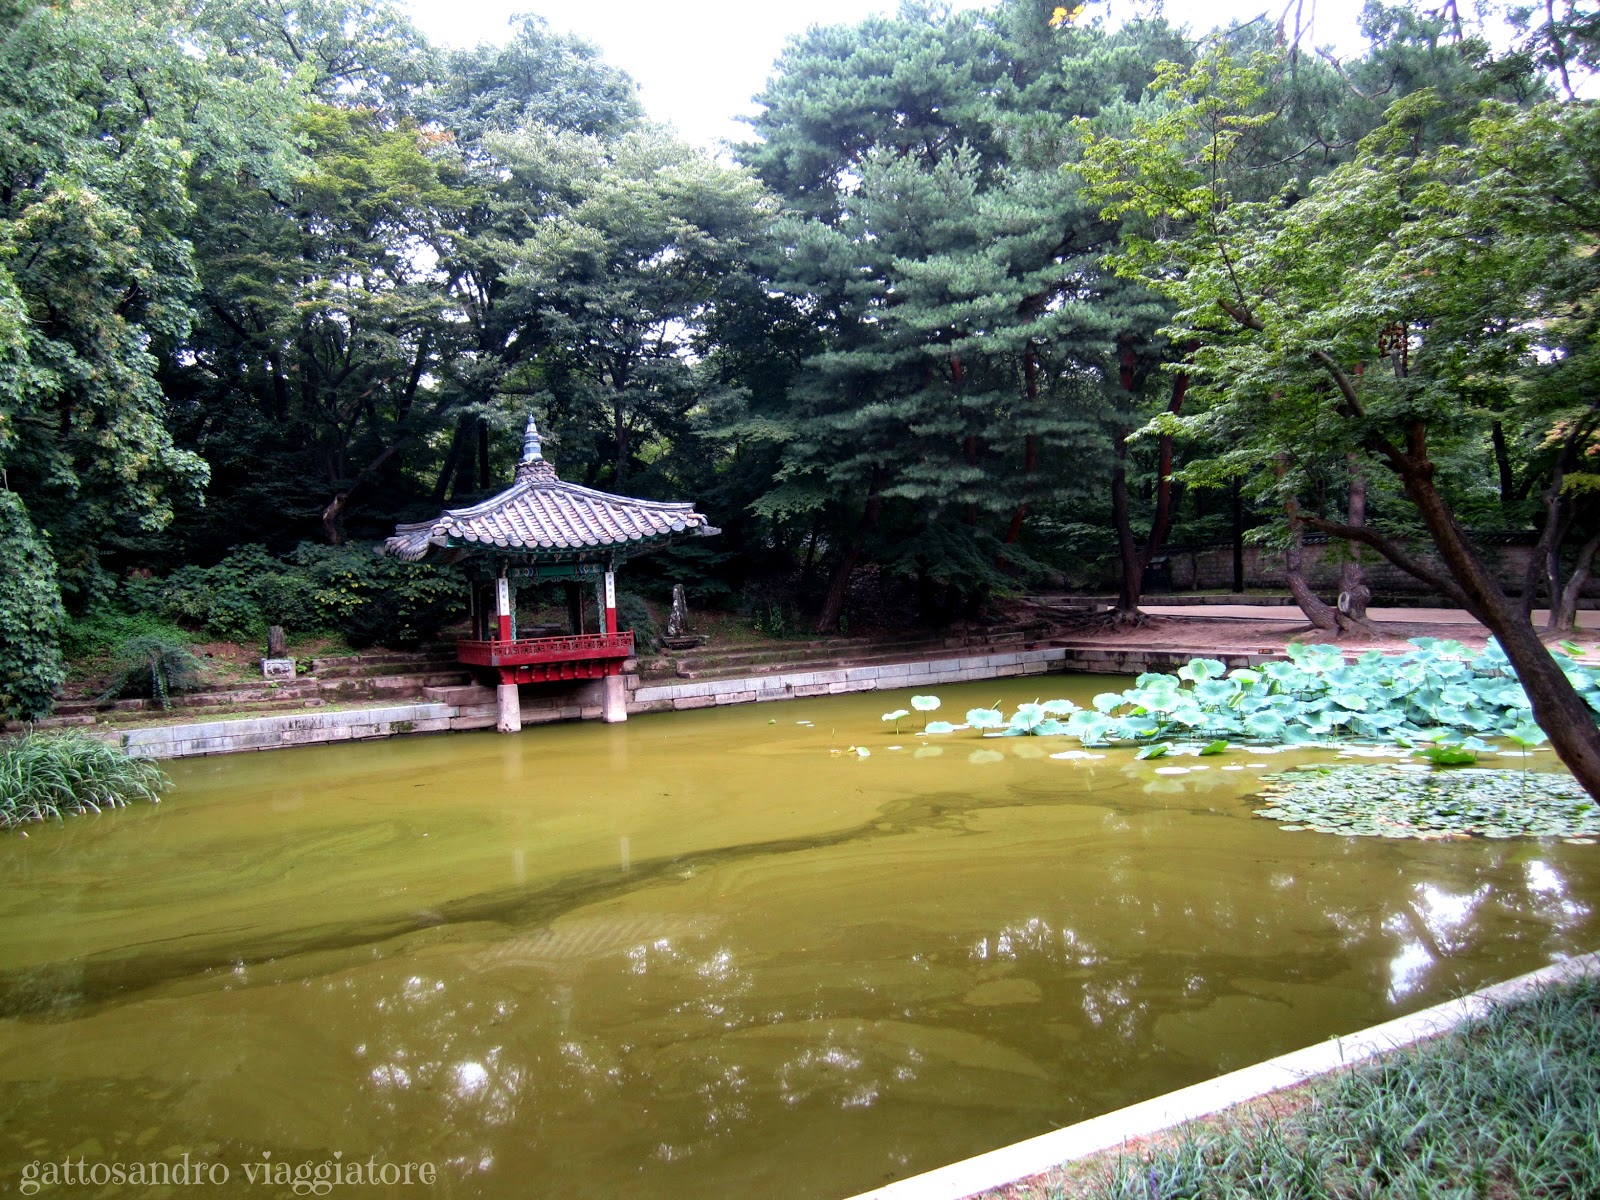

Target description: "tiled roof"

left=383, top=419, right=717, bottom=563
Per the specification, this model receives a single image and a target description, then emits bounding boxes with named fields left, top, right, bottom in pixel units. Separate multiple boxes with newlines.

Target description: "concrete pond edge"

left=839, top=950, right=1600, bottom=1200
left=97, top=643, right=1292, bottom=759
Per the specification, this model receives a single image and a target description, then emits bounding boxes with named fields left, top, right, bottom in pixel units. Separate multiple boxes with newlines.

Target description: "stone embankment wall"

left=107, top=643, right=1282, bottom=760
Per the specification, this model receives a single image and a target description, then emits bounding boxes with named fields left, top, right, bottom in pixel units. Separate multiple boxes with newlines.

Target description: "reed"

left=0, top=731, right=169, bottom=829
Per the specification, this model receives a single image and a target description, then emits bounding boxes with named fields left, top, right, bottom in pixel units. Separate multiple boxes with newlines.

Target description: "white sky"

left=401, top=0, right=1379, bottom=149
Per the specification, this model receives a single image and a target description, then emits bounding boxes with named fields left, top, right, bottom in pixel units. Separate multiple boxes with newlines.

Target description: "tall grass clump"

left=1072, top=974, right=1600, bottom=1199
left=0, top=731, right=169, bottom=830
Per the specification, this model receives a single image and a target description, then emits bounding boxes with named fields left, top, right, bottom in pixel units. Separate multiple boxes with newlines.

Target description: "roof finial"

left=521, top=413, right=544, bottom=462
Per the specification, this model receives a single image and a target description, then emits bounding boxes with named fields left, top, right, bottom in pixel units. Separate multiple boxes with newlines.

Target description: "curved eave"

left=382, top=478, right=718, bottom=564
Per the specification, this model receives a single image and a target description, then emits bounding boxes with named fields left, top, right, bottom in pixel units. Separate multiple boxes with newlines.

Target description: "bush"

left=287, top=543, right=459, bottom=648
left=59, top=606, right=193, bottom=663
left=125, top=542, right=459, bottom=650
left=616, top=591, right=658, bottom=650
left=97, top=636, right=206, bottom=709
left=0, top=491, right=67, bottom=721
left=0, top=730, right=169, bottom=829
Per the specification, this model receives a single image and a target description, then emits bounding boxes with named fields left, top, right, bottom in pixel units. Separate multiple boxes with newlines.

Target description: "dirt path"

left=1037, top=604, right=1599, bottom=659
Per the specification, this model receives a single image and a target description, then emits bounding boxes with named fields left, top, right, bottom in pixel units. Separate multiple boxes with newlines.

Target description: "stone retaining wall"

left=119, top=703, right=456, bottom=759
left=107, top=644, right=1276, bottom=759
left=627, top=646, right=1065, bottom=713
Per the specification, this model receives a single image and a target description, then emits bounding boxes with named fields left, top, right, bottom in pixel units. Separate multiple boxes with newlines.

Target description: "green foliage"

left=423, top=15, right=642, bottom=141
left=615, top=592, right=658, bottom=651
left=0, top=491, right=65, bottom=722
left=130, top=543, right=457, bottom=649
left=888, top=640, right=1597, bottom=751
left=1082, top=975, right=1600, bottom=1197
left=59, top=607, right=191, bottom=664
left=96, top=637, right=205, bottom=710
left=740, top=582, right=802, bottom=639
left=0, top=731, right=168, bottom=830
left=1080, top=639, right=1580, bottom=746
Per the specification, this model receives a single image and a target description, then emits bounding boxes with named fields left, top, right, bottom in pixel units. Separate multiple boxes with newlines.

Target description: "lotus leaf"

left=1183, top=658, right=1226, bottom=681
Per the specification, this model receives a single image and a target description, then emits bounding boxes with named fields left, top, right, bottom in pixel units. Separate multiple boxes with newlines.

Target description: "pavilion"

left=382, top=415, right=718, bottom=731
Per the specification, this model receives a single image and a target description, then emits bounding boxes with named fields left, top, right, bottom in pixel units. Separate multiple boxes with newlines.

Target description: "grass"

left=989, top=973, right=1600, bottom=1199
left=0, top=730, right=170, bottom=830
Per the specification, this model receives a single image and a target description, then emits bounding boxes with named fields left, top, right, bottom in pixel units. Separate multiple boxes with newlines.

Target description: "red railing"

left=456, top=631, right=634, bottom=669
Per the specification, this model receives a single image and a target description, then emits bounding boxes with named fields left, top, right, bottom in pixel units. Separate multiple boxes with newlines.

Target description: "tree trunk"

left=1552, top=530, right=1600, bottom=633
left=1001, top=348, right=1039, bottom=556
left=1278, top=456, right=1339, bottom=633
left=1139, top=369, right=1188, bottom=572
left=321, top=492, right=348, bottom=546
left=477, top=417, right=491, bottom=491
left=799, top=515, right=822, bottom=588
left=1391, top=424, right=1600, bottom=797
left=1110, top=425, right=1144, bottom=623
left=1491, top=421, right=1516, bottom=515
left=433, top=414, right=469, bottom=503
left=1336, top=454, right=1374, bottom=634
left=1284, top=512, right=1339, bottom=633
left=1231, top=476, right=1246, bottom=592
left=815, top=471, right=885, bottom=634
left=614, top=385, right=630, bottom=486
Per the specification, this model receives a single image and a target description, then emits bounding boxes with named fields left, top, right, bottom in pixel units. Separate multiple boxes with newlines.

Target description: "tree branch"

left=1300, top=513, right=1478, bottom=614
left=1216, top=297, right=1263, bottom=330
left=1308, top=348, right=1366, bottom=418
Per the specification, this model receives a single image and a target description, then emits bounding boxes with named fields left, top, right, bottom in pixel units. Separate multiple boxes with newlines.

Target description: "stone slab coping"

left=121, top=703, right=454, bottom=750
left=840, top=950, right=1600, bottom=1200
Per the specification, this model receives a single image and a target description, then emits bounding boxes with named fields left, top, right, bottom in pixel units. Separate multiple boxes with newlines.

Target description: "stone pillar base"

left=602, top=674, right=628, bottom=723
left=496, top=682, right=522, bottom=734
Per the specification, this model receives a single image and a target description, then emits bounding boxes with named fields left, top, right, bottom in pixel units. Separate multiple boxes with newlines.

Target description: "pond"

left=2, top=675, right=1597, bottom=1198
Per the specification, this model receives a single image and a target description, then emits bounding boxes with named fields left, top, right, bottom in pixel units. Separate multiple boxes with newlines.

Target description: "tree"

left=488, top=124, right=777, bottom=489
left=1080, top=54, right=1600, bottom=796
left=0, top=0, right=310, bottom=608
left=742, top=2, right=1187, bottom=631
left=174, top=101, right=457, bottom=547
left=422, top=14, right=640, bottom=143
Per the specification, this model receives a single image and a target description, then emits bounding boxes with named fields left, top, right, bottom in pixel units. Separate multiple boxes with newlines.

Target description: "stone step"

left=424, top=683, right=497, bottom=706
left=317, top=671, right=472, bottom=697
left=656, top=628, right=1045, bottom=675
left=312, top=650, right=458, bottom=679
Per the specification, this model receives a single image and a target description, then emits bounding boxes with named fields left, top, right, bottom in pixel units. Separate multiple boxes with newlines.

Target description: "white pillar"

left=496, top=576, right=512, bottom=641
left=496, top=682, right=522, bottom=734
left=602, top=674, right=627, bottom=723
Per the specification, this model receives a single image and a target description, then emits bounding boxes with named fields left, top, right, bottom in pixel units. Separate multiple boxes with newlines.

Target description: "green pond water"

left=2, top=675, right=1598, bottom=1199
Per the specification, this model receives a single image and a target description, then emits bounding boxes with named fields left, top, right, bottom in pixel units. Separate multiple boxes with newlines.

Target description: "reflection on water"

left=0, top=676, right=1597, bottom=1198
